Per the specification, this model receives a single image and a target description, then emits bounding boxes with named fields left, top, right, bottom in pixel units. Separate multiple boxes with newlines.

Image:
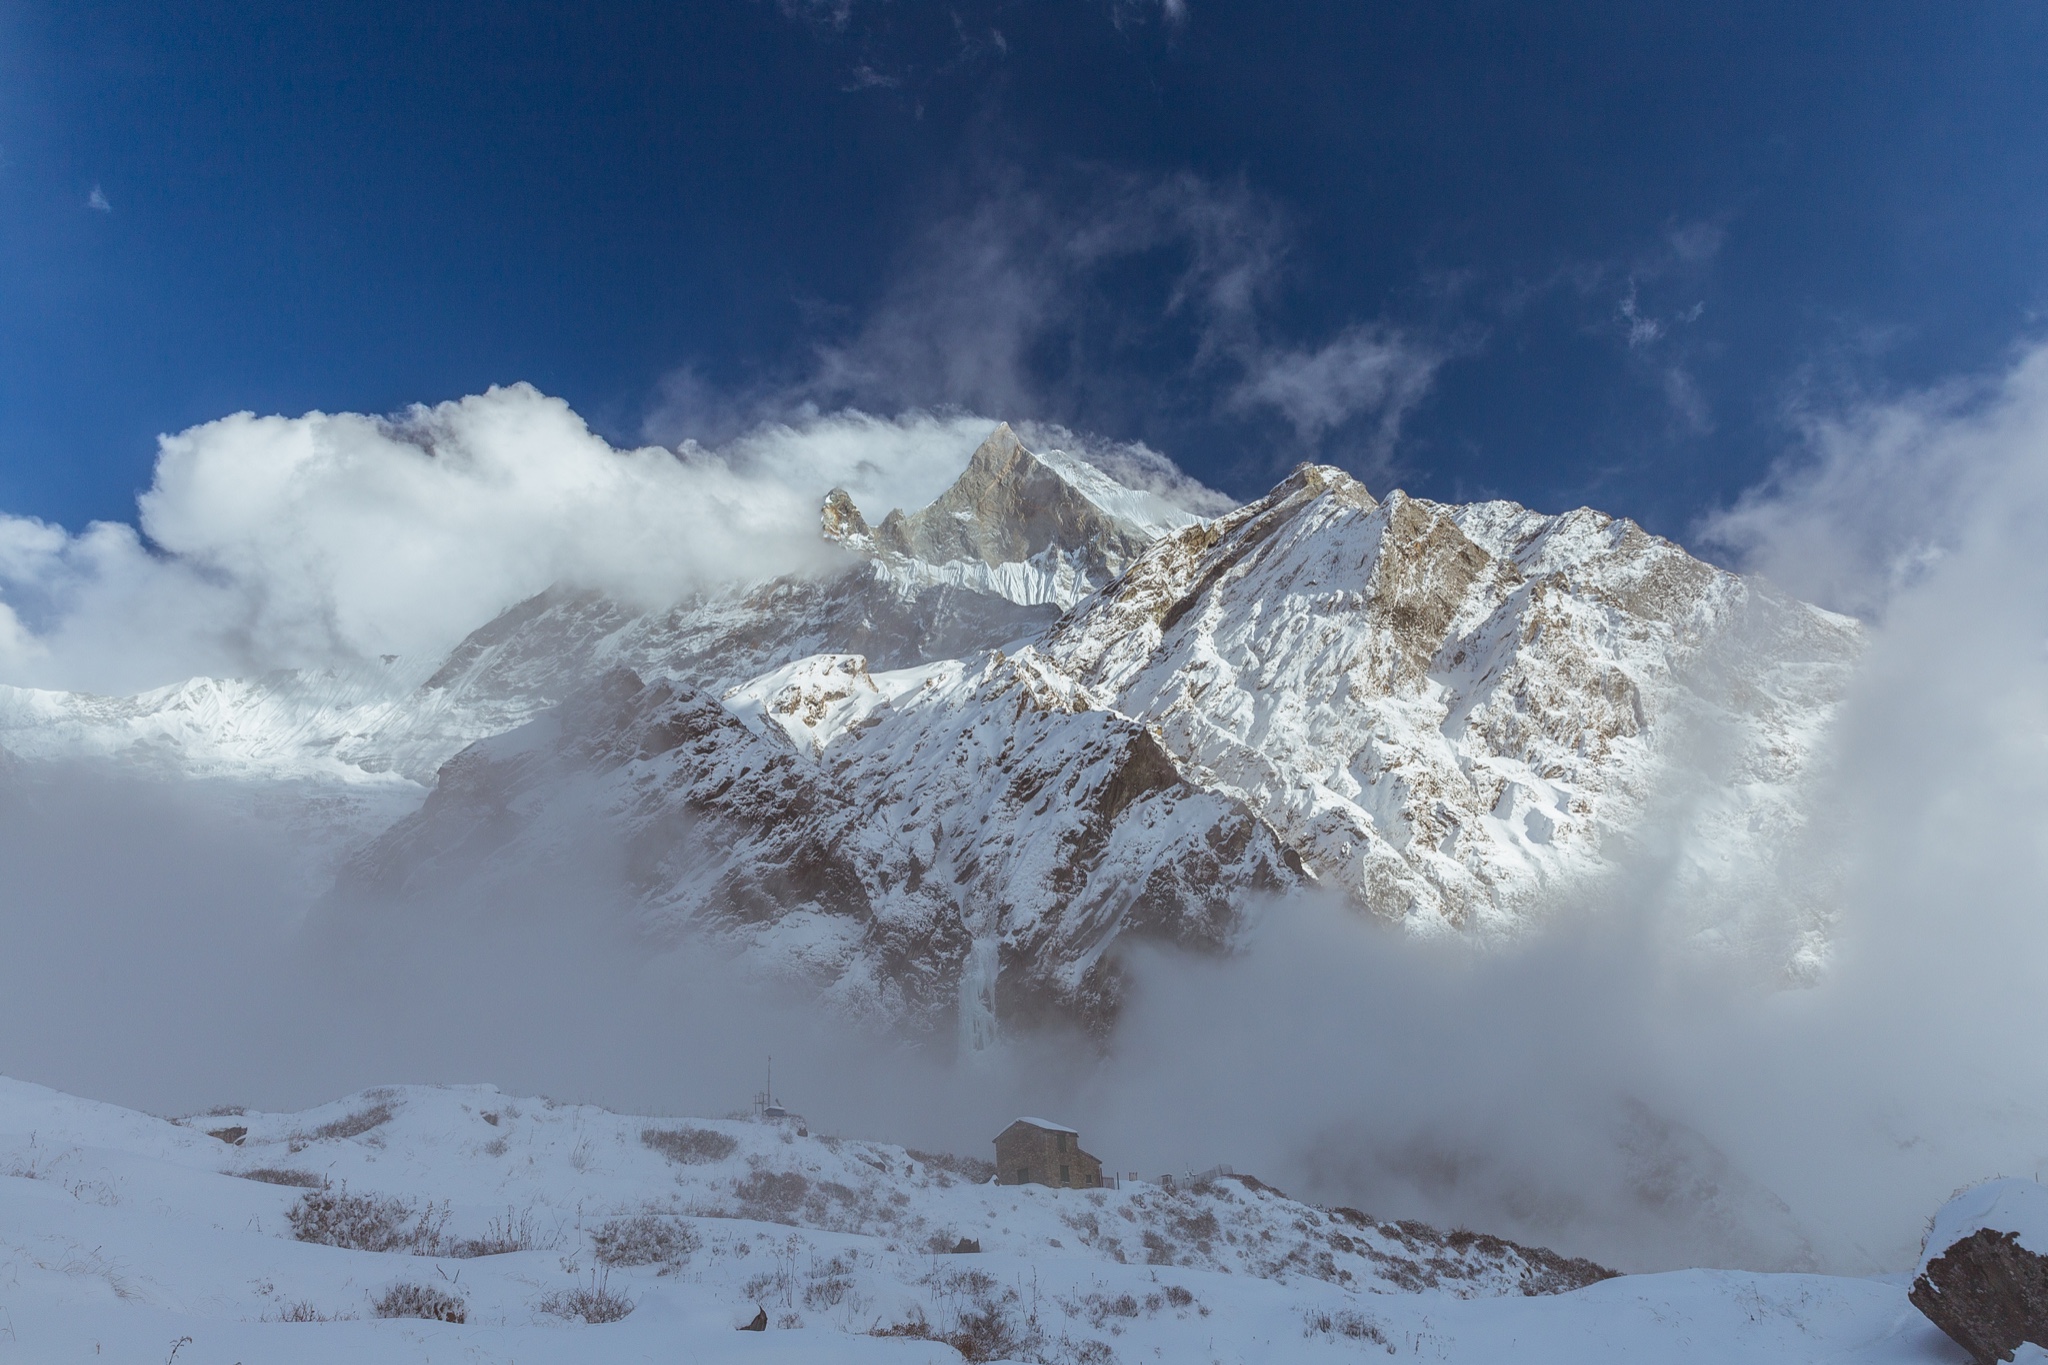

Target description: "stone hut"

left=994, top=1118, right=1103, bottom=1190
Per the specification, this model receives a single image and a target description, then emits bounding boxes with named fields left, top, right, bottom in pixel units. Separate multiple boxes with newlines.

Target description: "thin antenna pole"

left=767, top=1055, right=773, bottom=1107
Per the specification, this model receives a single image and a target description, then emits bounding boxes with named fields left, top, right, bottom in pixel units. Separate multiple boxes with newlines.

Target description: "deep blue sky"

left=4, top=1, right=2046, bottom=544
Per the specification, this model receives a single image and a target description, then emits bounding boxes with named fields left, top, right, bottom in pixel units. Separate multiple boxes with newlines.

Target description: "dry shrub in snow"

left=286, top=1184, right=447, bottom=1254
left=640, top=1125, right=736, bottom=1164
left=1303, top=1307, right=1389, bottom=1346
left=803, top=1254, right=856, bottom=1310
left=264, top=1299, right=350, bottom=1322
left=875, top=1264, right=1043, bottom=1363
left=590, top=1212, right=700, bottom=1268
left=734, top=1169, right=810, bottom=1218
left=537, top=1270, right=635, bottom=1323
left=239, top=1168, right=326, bottom=1188
left=950, top=1300, right=1040, bottom=1363
left=305, top=1101, right=396, bottom=1142
left=373, top=1281, right=466, bottom=1323
left=907, top=1148, right=998, bottom=1185
left=447, top=1206, right=555, bottom=1258
left=875, top=1305, right=1041, bottom=1364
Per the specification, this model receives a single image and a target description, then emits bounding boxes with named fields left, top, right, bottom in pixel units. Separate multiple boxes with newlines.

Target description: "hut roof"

left=1000, top=1117, right=1078, bottom=1137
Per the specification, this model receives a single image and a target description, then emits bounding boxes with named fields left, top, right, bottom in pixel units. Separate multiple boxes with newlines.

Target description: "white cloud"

left=787, top=166, right=1447, bottom=464
left=86, top=185, right=110, bottom=213
left=1108, top=0, right=1188, bottom=26
left=0, top=387, right=1006, bottom=694
left=1230, top=323, right=1443, bottom=453
left=1619, top=285, right=1663, bottom=349
left=1666, top=218, right=1725, bottom=264
left=1013, top=420, right=1238, bottom=516
left=775, top=0, right=855, bottom=28
left=1701, top=343, right=2048, bottom=619
left=798, top=169, right=1291, bottom=426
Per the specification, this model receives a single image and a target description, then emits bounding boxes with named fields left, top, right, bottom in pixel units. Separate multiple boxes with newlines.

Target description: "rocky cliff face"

left=339, top=653, right=1302, bottom=1039
left=845, top=422, right=1187, bottom=589
left=331, top=426, right=1859, bottom=1039
left=1029, top=462, right=1859, bottom=935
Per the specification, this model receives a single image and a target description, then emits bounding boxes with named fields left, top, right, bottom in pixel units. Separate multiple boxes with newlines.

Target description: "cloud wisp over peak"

left=0, top=392, right=1022, bottom=695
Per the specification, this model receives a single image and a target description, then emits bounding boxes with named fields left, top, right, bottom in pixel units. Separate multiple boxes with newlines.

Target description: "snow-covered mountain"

left=0, top=423, right=1861, bottom=1036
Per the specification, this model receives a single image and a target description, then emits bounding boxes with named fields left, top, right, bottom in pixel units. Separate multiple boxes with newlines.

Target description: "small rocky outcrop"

left=847, top=422, right=1178, bottom=588
left=1911, top=1179, right=2048, bottom=1363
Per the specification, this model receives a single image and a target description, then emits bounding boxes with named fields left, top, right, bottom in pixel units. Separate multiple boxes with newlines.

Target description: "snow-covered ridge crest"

left=823, top=422, right=1203, bottom=611
left=1029, top=461, right=1862, bottom=934
left=721, top=654, right=962, bottom=756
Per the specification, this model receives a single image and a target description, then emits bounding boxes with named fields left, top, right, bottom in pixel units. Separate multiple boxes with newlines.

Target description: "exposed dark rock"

left=1912, top=1227, right=2048, bottom=1363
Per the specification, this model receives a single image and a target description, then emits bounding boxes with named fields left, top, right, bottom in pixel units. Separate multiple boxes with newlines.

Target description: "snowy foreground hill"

left=0, top=424, right=1860, bottom=1040
left=0, top=1077, right=1967, bottom=1365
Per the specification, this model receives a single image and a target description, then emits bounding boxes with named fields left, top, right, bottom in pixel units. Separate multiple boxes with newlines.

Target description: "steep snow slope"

left=0, top=1076, right=1962, bottom=1365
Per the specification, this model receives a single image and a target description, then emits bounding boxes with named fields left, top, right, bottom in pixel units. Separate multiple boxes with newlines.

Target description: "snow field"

left=0, top=1077, right=1969, bottom=1364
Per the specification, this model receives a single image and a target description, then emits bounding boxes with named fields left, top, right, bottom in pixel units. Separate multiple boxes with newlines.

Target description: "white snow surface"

left=1917, top=1178, right=2048, bottom=1275
left=1029, top=444, right=1201, bottom=542
left=0, top=1076, right=1969, bottom=1365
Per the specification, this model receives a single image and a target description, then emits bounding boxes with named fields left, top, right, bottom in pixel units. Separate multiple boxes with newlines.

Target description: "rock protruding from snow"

left=1911, top=1179, right=2048, bottom=1363
left=826, top=423, right=1202, bottom=613
left=867, top=423, right=1189, bottom=577
left=721, top=653, right=890, bottom=755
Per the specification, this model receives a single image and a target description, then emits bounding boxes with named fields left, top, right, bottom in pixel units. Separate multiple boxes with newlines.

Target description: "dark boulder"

left=1911, top=1179, right=2048, bottom=1363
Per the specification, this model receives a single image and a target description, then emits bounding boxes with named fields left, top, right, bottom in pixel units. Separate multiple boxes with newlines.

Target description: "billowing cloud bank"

left=0, top=391, right=1009, bottom=694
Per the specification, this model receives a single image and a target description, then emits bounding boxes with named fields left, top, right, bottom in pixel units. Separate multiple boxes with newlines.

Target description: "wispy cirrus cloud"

left=793, top=168, right=1291, bottom=421
left=657, top=163, right=1448, bottom=476
left=1230, top=323, right=1444, bottom=457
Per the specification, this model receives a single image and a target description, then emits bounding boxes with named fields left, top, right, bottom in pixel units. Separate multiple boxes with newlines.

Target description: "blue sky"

left=4, top=1, right=2047, bottom=544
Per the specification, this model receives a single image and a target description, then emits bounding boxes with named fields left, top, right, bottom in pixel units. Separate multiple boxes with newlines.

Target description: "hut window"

left=1060, top=1164, right=1070, bottom=1185
left=1056, top=1133, right=1067, bottom=1152
left=1016, top=1166, right=1028, bottom=1185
